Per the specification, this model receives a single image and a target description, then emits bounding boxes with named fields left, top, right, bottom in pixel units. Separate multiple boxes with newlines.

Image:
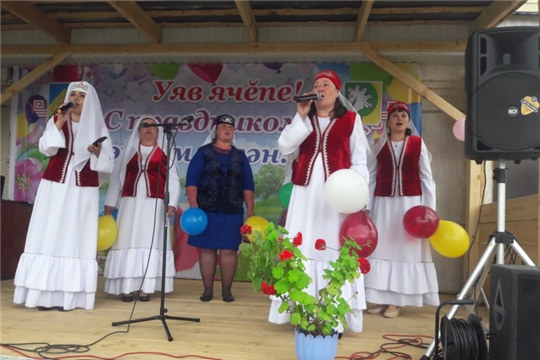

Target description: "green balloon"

left=278, top=182, right=293, bottom=208
left=146, top=64, right=180, bottom=80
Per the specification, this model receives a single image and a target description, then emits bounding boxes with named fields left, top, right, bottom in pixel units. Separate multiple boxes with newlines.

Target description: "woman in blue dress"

left=186, top=114, right=255, bottom=302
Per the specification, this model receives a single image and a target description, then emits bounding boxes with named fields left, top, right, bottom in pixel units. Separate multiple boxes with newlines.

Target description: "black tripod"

left=112, top=120, right=200, bottom=341
left=421, top=160, right=536, bottom=359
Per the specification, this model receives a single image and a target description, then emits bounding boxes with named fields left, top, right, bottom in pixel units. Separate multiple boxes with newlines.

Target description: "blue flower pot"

left=294, top=328, right=338, bottom=360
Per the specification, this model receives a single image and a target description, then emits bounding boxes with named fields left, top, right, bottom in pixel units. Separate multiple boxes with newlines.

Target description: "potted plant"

left=239, top=222, right=371, bottom=360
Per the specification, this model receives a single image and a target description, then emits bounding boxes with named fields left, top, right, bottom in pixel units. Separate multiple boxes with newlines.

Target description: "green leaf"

left=272, top=266, right=285, bottom=279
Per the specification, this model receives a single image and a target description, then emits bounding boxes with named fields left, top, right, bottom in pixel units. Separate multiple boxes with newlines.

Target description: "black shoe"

left=138, top=293, right=151, bottom=302
left=222, top=293, right=235, bottom=302
left=38, top=306, right=55, bottom=311
left=338, top=332, right=343, bottom=340
left=200, top=292, right=213, bottom=302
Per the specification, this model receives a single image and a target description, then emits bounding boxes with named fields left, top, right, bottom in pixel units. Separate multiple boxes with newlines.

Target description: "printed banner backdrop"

left=11, top=62, right=422, bottom=279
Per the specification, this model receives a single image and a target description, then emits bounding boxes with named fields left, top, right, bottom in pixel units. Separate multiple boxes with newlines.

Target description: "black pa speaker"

left=465, top=27, right=540, bottom=162
left=489, top=264, right=540, bottom=360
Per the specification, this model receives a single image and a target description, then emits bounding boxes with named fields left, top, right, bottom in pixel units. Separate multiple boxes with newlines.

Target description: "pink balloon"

left=339, top=211, right=378, bottom=258
left=453, top=118, right=466, bottom=141
left=403, top=205, right=439, bottom=238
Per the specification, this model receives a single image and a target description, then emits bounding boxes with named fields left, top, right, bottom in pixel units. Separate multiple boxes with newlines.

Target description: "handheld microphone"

left=295, top=93, right=322, bottom=103
left=57, top=100, right=76, bottom=114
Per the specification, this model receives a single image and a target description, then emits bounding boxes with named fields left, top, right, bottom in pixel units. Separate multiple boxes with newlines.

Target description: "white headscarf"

left=108, top=115, right=168, bottom=193
left=68, top=81, right=113, bottom=178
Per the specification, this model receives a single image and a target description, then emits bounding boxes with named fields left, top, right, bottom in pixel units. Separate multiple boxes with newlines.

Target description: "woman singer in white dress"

left=365, top=101, right=439, bottom=318
left=13, top=81, right=114, bottom=311
left=270, top=70, right=370, bottom=334
left=103, top=115, right=179, bottom=302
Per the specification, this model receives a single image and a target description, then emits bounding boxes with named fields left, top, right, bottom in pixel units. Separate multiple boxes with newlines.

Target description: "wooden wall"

left=471, top=194, right=539, bottom=296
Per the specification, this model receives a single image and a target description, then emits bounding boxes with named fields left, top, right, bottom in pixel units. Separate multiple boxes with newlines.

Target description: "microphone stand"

left=112, top=120, right=200, bottom=341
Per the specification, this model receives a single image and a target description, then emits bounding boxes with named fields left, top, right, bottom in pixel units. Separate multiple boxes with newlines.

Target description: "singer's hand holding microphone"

left=57, top=100, right=77, bottom=114
left=296, top=93, right=322, bottom=119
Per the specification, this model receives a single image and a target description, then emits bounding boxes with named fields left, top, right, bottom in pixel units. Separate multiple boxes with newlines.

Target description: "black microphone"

left=295, top=93, right=322, bottom=103
left=57, top=100, right=76, bottom=114
left=141, top=116, right=195, bottom=127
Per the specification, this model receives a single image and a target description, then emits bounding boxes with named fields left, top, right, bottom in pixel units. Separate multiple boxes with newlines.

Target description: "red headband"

left=313, top=70, right=341, bottom=90
left=387, top=101, right=410, bottom=116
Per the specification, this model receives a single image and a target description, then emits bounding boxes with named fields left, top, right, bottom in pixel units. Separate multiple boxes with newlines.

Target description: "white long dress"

left=365, top=139, right=439, bottom=307
left=269, top=112, right=369, bottom=332
left=13, top=120, right=114, bottom=310
left=103, top=145, right=179, bottom=295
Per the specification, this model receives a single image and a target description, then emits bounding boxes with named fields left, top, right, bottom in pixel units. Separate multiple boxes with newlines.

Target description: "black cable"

left=442, top=317, right=483, bottom=360
left=0, top=124, right=182, bottom=359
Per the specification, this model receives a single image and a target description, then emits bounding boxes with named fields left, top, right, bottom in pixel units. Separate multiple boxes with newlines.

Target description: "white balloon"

left=324, top=169, right=369, bottom=214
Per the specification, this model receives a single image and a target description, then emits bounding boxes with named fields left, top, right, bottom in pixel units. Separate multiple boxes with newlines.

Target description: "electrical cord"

left=0, top=124, right=182, bottom=358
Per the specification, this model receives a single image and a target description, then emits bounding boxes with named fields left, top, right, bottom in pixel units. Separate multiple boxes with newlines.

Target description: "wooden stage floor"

left=0, top=277, right=488, bottom=360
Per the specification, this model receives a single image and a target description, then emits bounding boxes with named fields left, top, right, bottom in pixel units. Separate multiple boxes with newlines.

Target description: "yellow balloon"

left=97, top=215, right=118, bottom=251
left=17, top=112, right=35, bottom=138
left=244, top=216, right=269, bottom=242
left=429, top=220, right=469, bottom=258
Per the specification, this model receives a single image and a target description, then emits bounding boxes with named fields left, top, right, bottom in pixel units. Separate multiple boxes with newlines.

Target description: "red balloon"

left=52, top=65, right=83, bottom=83
left=187, top=64, right=223, bottom=85
left=339, top=211, right=378, bottom=258
left=403, top=205, right=439, bottom=238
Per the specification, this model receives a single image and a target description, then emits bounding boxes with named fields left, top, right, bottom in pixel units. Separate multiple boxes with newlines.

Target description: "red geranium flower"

left=261, top=281, right=276, bottom=295
left=279, top=250, right=294, bottom=261
left=292, top=232, right=303, bottom=247
left=314, top=239, right=327, bottom=251
left=240, top=224, right=252, bottom=235
left=358, top=258, right=371, bottom=274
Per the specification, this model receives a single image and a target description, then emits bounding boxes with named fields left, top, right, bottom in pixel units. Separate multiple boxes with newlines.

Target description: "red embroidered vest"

left=291, top=110, right=356, bottom=185
left=374, top=135, right=422, bottom=197
left=42, top=115, right=99, bottom=187
left=121, top=146, right=167, bottom=199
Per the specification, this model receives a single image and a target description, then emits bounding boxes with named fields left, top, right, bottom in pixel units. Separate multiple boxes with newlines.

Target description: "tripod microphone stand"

left=112, top=120, right=200, bottom=341
left=421, top=159, right=536, bottom=359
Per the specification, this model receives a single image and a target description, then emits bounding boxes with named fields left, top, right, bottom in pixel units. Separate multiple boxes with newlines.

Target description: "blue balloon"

left=180, top=208, right=208, bottom=235
left=111, top=209, right=118, bottom=221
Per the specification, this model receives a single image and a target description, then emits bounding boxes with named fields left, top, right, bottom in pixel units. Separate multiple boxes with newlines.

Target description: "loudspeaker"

left=465, top=27, right=540, bottom=162
left=489, top=264, right=540, bottom=360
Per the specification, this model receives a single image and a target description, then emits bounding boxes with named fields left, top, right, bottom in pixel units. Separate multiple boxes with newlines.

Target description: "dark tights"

left=199, top=248, right=237, bottom=296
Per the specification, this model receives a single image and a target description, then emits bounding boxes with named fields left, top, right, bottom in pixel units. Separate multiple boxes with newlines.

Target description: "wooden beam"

left=355, top=0, right=373, bottom=42
left=373, top=40, right=466, bottom=52
left=234, top=0, right=258, bottom=42
left=470, top=0, right=527, bottom=33
left=1, top=19, right=473, bottom=32
left=0, top=53, right=72, bottom=105
left=360, top=48, right=466, bottom=121
left=108, top=1, right=162, bottom=43
left=0, top=6, right=489, bottom=22
left=0, top=1, right=70, bottom=44
left=0, top=41, right=465, bottom=56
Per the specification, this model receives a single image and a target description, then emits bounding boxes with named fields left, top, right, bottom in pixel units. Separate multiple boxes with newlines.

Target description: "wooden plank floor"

left=0, top=277, right=489, bottom=360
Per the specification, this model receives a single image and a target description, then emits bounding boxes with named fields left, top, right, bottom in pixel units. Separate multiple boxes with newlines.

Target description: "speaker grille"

left=475, top=73, right=540, bottom=152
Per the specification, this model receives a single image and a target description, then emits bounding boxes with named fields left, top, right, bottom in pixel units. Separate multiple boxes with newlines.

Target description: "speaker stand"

left=421, top=160, right=537, bottom=359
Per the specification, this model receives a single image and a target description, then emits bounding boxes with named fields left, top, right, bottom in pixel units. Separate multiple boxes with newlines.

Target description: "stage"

left=1, top=277, right=488, bottom=360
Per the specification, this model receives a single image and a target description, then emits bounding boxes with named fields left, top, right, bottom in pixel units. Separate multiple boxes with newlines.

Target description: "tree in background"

left=254, top=164, right=285, bottom=200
